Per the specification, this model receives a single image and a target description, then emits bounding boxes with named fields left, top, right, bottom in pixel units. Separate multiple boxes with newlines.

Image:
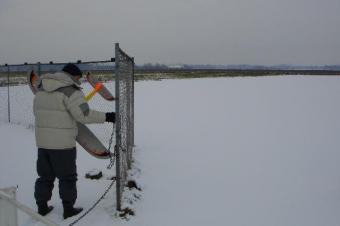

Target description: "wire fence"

left=0, top=61, right=116, bottom=128
left=115, top=43, right=135, bottom=210
left=0, top=43, right=134, bottom=211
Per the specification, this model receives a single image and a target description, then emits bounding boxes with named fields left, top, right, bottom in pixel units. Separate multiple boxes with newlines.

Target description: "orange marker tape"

left=85, top=83, right=104, bottom=102
left=32, top=75, right=38, bottom=81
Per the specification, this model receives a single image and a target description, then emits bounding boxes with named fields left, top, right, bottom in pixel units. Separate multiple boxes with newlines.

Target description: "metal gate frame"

left=115, top=43, right=135, bottom=210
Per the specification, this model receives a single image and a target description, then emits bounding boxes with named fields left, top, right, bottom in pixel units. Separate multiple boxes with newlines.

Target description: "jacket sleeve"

left=64, top=89, right=106, bottom=124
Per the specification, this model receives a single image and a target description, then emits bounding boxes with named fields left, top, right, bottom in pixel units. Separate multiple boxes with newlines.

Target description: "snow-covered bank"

left=1, top=75, right=340, bottom=226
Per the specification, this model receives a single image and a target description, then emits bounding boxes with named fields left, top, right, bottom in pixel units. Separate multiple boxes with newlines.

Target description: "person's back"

left=33, top=64, right=115, bottom=219
left=34, top=71, right=106, bottom=149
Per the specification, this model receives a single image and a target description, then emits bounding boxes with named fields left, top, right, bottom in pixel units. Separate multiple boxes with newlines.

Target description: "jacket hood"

left=40, top=72, right=81, bottom=92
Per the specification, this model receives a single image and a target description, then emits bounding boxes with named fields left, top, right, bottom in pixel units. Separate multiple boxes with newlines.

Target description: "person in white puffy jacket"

left=33, top=63, right=115, bottom=219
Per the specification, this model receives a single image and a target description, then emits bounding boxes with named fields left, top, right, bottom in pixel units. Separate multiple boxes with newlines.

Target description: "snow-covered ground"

left=1, top=76, right=340, bottom=226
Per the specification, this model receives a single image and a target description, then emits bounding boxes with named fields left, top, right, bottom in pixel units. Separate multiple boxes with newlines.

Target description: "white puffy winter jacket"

left=33, top=72, right=106, bottom=149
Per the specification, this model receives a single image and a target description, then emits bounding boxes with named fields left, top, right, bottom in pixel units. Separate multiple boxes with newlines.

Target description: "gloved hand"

left=105, top=112, right=116, bottom=123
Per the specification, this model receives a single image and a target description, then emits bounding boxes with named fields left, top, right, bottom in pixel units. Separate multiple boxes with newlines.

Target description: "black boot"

left=63, top=207, right=83, bottom=219
left=37, top=204, right=54, bottom=216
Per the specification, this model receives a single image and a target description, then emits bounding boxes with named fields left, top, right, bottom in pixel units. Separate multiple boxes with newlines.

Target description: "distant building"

left=168, top=64, right=184, bottom=69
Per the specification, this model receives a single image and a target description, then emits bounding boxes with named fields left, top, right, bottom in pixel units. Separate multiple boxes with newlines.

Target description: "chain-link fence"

left=0, top=43, right=134, bottom=211
left=0, top=61, right=116, bottom=135
left=115, top=43, right=135, bottom=210
left=0, top=64, right=36, bottom=127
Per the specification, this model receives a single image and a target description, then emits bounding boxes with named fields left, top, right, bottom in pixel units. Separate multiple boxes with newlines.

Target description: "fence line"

left=0, top=43, right=135, bottom=212
left=7, top=65, right=10, bottom=123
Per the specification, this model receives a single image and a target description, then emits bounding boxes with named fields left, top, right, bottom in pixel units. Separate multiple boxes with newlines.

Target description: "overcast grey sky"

left=0, top=0, right=339, bottom=65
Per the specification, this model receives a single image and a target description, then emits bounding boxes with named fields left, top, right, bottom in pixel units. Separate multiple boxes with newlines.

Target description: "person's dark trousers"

left=34, top=148, right=78, bottom=209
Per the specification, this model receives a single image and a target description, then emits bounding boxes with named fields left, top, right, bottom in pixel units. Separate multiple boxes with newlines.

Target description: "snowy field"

left=1, top=75, right=340, bottom=226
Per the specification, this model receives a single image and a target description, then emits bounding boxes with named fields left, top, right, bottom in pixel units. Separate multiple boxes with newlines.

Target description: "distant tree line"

left=135, top=63, right=340, bottom=71
left=1, top=62, right=340, bottom=73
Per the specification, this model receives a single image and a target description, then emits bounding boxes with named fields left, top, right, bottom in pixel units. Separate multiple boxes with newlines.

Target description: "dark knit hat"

left=62, top=63, right=83, bottom=77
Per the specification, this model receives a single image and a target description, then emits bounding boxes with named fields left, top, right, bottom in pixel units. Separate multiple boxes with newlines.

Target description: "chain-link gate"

left=115, top=43, right=135, bottom=210
left=0, top=43, right=135, bottom=212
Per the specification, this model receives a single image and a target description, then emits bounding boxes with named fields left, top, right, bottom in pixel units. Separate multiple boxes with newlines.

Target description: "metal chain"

left=107, top=153, right=115, bottom=170
left=68, top=178, right=116, bottom=226
left=107, top=123, right=116, bottom=169
left=68, top=124, right=117, bottom=226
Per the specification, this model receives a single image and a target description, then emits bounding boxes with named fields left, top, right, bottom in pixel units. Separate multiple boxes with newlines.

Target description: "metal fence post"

left=131, top=57, right=135, bottom=148
left=115, top=43, right=122, bottom=211
left=114, top=43, right=135, bottom=211
left=37, top=62, right=41, bottom=77
left=7, top=64, right=10, bottom=123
